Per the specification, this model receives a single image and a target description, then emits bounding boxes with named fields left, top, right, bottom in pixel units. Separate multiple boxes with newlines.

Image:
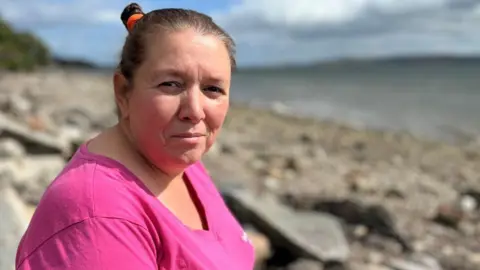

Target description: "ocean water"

left=230, top=60, right=480, bottom=143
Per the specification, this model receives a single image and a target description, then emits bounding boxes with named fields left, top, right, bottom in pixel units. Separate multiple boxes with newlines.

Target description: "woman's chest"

left=162, top=234, right=255, bottom=270
left=157, top=198, right=256, bottom=270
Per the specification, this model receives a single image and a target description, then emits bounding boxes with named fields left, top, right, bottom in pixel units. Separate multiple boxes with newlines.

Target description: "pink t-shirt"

left=16, top=143, right=255, bottom=270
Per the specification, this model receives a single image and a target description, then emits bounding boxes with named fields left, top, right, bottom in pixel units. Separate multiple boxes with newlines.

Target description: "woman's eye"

left=204, top=86, right=224, bottom=94
left=158, top=81, right=181, bottom=88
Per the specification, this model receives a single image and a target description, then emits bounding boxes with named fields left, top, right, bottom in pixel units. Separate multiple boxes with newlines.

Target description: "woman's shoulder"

left=25, top=147, right=156, bottom=248
left=16, top=153, right=160, bottom=269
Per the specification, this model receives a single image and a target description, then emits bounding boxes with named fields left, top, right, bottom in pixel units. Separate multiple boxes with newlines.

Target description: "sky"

left=2, top=0, right=480, bottom=67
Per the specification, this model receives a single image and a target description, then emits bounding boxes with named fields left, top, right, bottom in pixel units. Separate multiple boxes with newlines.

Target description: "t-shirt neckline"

left=77, top=141, right=218, bottom=241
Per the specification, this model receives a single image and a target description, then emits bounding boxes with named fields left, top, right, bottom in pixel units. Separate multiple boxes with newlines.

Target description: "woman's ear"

left=113, top=71, right=131, bottom=120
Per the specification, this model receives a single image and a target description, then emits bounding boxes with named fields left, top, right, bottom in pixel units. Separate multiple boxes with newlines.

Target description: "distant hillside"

left=237, top=55, right=480, bottom=72
left=52, top=57, right=99, bottom=69
left=0, top=18, right=51, bottom=71
left=317, top=55, right=480, bottom=67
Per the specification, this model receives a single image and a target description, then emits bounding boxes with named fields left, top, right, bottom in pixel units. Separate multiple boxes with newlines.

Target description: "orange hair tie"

left=127, top=13, right=144, bottom=31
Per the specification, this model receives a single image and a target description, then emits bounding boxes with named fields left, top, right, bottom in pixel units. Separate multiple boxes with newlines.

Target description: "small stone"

left=412, top=241, right=427, bottom=253
left=433, top=204, right=464, bottom=228
left=441, top=245, right=454, bottom=256
left=58, top=125, right=84, bottom=143
left=344, top=169, right=375, bottom=194
left=385, top=188, right=405, bottom=199
left=0, top=138, right=25, bottom=158
left=415, top=254, right=443, bottom=270
left=312, top=147, right=328, bottom=161
left=353, top=225, right=369, bottom=238
left=245, top=229, right=271, bottom=264
left=263, top=177, right=281, bottom=193
left=287, top=259, right=323, bottom=270
left=299, top=133, right=314, bottom=144
left=284, top=156, right=301, bottom=172
left=283, top=169, right=297, bottom=181
left=52, top=107, right=93, bottom=131
left=389, top=254, right=443, bottom=270
left=458, top=222, right=476, bottom=237
left=392, top=154, right=404, bottom=166
left=3, top=93, right=32, bottom=117
left=468, top=253, right=480, bottom=265
left=268, top=167, right=283, bottom=179
left=461, top=189, right=480, bottom=209
left=250, top=158, right=267, bottom=171
left=27, top=115, right=48, bottom=131
left=353, top=264, right=392, bottom=270
left=220, top=143, right=235, bottom=155
left=459, top=195, right=477, bottom=213
left=367, top=251, right=385, bottom=265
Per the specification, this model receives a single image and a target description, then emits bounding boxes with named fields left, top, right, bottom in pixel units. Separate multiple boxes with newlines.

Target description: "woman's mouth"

left=172, top=132, right=205, bottom=138
left=171, top=132, right=206, bottom=144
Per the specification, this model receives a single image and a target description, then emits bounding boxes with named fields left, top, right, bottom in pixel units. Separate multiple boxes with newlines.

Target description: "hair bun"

left=121, top=3, right=144, bottom=31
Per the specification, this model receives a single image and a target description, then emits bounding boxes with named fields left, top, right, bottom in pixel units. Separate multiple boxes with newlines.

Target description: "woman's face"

left=116, top=29, right=231, bottom=174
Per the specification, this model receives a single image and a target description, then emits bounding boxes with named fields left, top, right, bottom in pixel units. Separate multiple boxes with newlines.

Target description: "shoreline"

left=3, top=68, right=477, bottom=146
left=4, top=68, right=478, bottom=146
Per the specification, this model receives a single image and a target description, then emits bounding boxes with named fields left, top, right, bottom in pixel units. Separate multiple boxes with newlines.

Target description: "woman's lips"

left=172, top=133, right=205, bottom=138
left=171, top=133, right=206, bottom=144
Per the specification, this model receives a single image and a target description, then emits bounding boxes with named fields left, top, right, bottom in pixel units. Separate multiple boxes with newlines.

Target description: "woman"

left=15, top=3, right=255, bottom=270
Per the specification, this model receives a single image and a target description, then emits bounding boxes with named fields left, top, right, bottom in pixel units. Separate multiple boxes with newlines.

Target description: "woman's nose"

left=177, top=87, right=206, bottom=123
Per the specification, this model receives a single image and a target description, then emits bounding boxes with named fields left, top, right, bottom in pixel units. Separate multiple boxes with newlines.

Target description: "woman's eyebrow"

left=204, top=77, right=226, bottom=86
left=149, top=68, right=226, bottom=84
left=149, top=68, right=184, bottom=79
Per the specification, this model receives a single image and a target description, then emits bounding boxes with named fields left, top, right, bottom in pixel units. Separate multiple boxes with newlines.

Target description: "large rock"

left=222, top=187, right=350, bottom=264
left=0, top=155, right=66, bottom=204
left=0, top=113, right=70, bottom=156
left=0, top=176, right=30, bottom=270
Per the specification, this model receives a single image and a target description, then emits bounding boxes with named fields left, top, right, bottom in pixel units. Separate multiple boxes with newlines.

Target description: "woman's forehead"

left=139, top=31, right=231, bottom=79
left=146, top=30, right=229, bottom=60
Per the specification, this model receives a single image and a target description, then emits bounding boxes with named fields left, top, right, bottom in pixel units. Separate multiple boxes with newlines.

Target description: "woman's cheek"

left=206, top=101, right=229, bottom=145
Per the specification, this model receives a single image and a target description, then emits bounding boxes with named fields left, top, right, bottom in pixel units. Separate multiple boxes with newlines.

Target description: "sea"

left=230, top=58, right=480, bottom=144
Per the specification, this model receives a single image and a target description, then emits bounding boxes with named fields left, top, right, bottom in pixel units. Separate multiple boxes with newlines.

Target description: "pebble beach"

left=0, top=69, right=479, bottom=270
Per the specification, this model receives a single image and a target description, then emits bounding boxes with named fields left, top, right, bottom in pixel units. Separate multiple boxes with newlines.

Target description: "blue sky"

left=2, top=0, right=480, bottom=67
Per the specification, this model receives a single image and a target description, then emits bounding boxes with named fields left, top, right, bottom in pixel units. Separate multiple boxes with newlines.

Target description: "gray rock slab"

left=0, top=113, right=70, bottom=156
left=222, top=187, right=350, bottom=263
left=0, top=155, right=65, bottom=204
left=0, top=181, right=30, bottom=270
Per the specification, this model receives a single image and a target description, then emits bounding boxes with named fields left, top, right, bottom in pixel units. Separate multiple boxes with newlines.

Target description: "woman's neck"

left=112, top=123, right=185, bottom=194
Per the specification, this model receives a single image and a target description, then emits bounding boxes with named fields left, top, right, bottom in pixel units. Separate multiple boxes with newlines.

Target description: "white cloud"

left=211, top=0, right=480, bottom=65
left=0, top=0, right=122, bottom=26
left=2, top=0, right=480, bottom=66
left=215, top=0, right=450, bottom=29
left=0, top=0, right=197, bottom=27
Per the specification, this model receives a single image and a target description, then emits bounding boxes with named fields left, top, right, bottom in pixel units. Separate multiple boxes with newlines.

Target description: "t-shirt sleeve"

left=17, top=217, right=158, bottom=270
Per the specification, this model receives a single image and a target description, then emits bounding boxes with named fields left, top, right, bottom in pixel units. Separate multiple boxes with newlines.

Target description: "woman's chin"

left=168, top=147, right=206, bottom=166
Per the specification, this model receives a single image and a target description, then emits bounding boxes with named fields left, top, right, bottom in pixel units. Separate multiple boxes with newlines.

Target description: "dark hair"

left=118, top=3, right=236, bottom=83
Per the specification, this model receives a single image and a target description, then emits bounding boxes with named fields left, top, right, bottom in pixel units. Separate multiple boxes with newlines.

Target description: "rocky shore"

left=1, top=69, right=480, bottom=270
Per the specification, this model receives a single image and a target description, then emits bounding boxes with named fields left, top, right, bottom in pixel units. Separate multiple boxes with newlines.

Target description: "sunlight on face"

left=126, top=29, right=231, bottom=172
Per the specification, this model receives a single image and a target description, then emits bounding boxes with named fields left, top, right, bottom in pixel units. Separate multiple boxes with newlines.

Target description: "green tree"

left=0, top=18, right=51, bottom=71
